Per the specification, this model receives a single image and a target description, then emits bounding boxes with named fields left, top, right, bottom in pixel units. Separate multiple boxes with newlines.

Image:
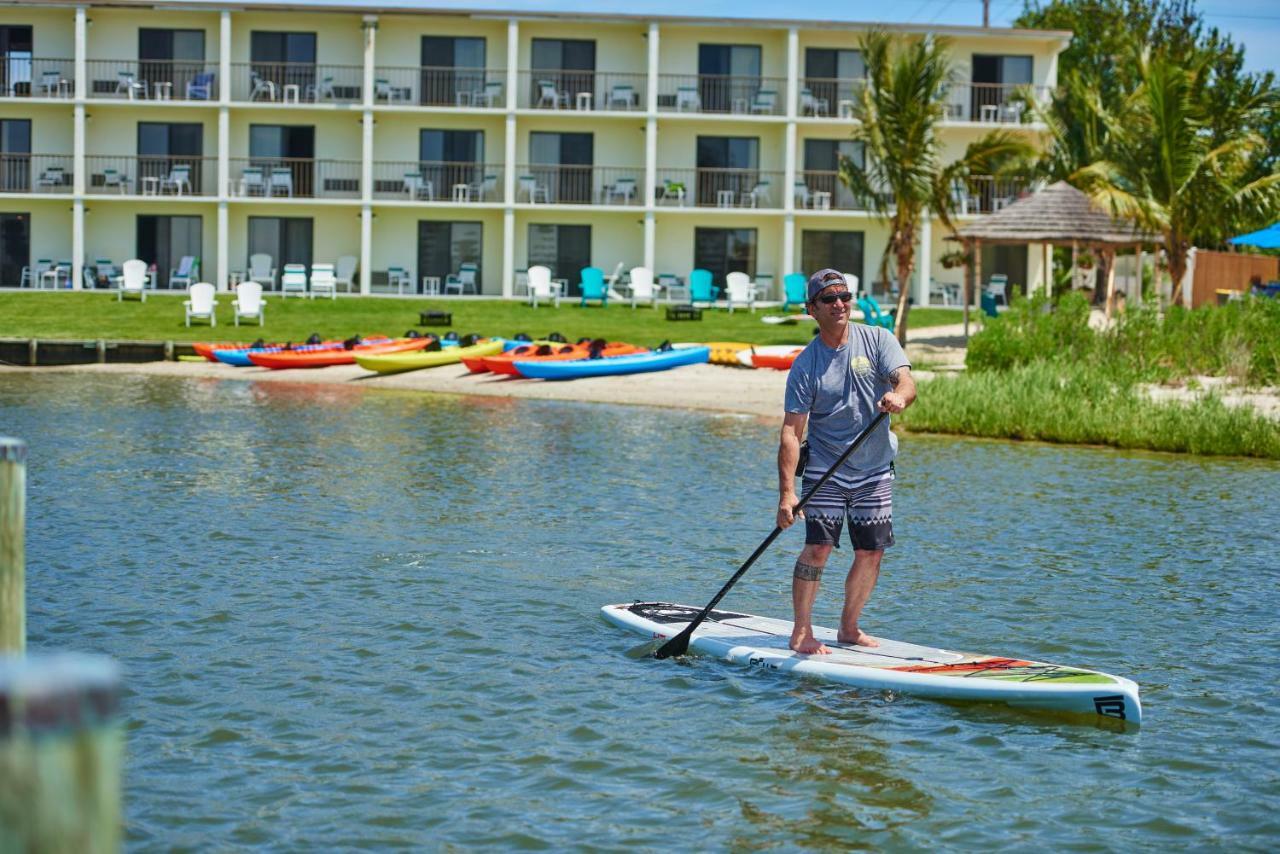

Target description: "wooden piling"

left=0, top=437, right=24, bottom=654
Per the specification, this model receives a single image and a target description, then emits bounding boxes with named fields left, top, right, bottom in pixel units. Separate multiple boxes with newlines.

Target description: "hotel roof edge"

left=13, top=1, right=1073, bottom=43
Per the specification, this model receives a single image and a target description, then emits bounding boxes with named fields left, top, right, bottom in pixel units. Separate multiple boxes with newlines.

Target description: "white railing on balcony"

left=946, top=83, right=1049, bottom=124
left=375, top=66, right=506, bottom=107
left=656, top=74, right=788, bottom=115
left=800, top=77, right=867, bottom=118
left=0, top=58, right=75, bottom=98
left=372, top=161, right=503, bottom=201
left=227, top=157, right=361, bottom=199
left=795, top=170, right=869, bottom=211
left=519, top=70, right=646, bottom=111
left=953, top=175, right=1031, bottom=214
left=231, top=62, right=364, bottom=103
left=86, top=59, right=219, bottom=101
left=655, top=168, right=785, bottom=208
left=84, top=155, right=217, bottom=196
left=513, top=165, right=644, bottom=206
left=0, top=154, right=74, bottom=194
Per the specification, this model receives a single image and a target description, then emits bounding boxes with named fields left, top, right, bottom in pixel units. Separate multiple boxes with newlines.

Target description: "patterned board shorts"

left=802, top=465, right=895, bottom=551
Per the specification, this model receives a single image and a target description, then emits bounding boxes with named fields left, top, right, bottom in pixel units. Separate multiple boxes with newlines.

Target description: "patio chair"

left=675, top=86, right=700, bottom=112
left=39, top=261, right=67, bottom=289
left=950, top=179, right=971, bottom=215
left=40, top=70, right=65, bottom=97
left=742, top=180, right=770, bottom=208
left=627, top=266, right=658, bottom=309
left=239, top=166, right=266, bottom=196
left=160, top=164, right=192, bottom=195
left=856, top=296, right=895, bottom=330
left=280, top=263, right=308, bottom=297
left=578, top=267, right=608, bottom=307
left=249, top=70, right=276, bottom=101
left=184, top=282, right=217, bottom=327
left=750, top=89, right=777, bottom=114
left=308, top=263, right=337, bottom=299
left=472, top=173, right=498, bottom=201
left=659, top=272, right=686, bottom=302
left=387, top=266, right=412, bottom=294
left=233, top=280, right=265, bottom=326
left=102, top=168, right=128, bottom=194
left=605, top=177, right=637, bottom=205
left=94, top=259, right=119, bottom=289
left=725, top=271, right=757, bottom=313
left=116, top=259, right=148, bottom=301
left=782, top=272, right=807, bottom=312
left=793, top=180, right=813, bottom=209
left=444, top=262, right=478, bottom=295
left=308, top=76, right=336, bottom=102
left=799, top=88, right=828, bottom=116
left=536, top=79, right=565, bottom=109
left=688, top=269, right=720, bottom=307
left=374, top=78, right=403, bottom=103
left=986, top=273, right=1009, bottom=306
left=186, top=72, right=215, bottom=100
left=527, top=265, right=561, bottom=308
left=36, top=167, right=65, bottom=191
left=23, top=259, right=50, bottom=289
left=607, top=84, right=634, bottom=110
left=403, top=172, right=433, bottom=200
left=168, top=255, right=198, bottom=289
left=475, top=80, right=503, bottom=107
left=268, top=167, right=293, bottom=197
left=116, top=71, right=147, bottom=99
left=519, top=175, right=550, bottom=204
left=248, top=253, right=276, bottom=289
left=334, top=255, right=357, bottom=293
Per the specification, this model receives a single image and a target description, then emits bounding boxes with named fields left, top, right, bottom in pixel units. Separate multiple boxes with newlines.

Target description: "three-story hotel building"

left=0, top=1, right=1068, bottom=303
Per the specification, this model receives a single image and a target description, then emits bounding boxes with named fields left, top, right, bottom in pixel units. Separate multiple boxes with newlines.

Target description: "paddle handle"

left=655, top=411, right=888, bottom=659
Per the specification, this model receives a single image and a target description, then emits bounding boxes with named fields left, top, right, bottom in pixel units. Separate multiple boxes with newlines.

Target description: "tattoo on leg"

left=793, top=560, right=824, bottom=581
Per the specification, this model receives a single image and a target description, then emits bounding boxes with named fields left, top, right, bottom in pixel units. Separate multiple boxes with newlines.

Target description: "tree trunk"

left=1167, top=235, right=1188, bottom=308
left=892, top=240, right=913, bottom=345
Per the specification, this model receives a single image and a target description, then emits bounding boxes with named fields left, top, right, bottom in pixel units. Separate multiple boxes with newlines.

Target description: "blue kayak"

left=213, top=342, right=339, bottom=367
left=513, top=346, right=710, bottom=380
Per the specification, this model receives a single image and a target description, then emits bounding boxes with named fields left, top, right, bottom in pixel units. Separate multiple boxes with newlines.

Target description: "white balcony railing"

left=0, top=154, right=74, bottom=194
left=656, top=74, right=788, bottom=115
left=372, top=161, right=503, bottom=201
left=655, top=168, right=785, bottom=208
left=86, top=59, right=219, bottom=101
left=84, top=155, right=217, bottom=196
left=519, top=70, right=646, bottom=111
left=513, top=165, right=644, bottom=205
left=227, top=157, right=361, bottom=198
left=0, top=58, right=75, bottom=98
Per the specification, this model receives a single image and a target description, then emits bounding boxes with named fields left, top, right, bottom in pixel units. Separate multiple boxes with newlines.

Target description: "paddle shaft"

left=654, top=411, right=889, bottom=659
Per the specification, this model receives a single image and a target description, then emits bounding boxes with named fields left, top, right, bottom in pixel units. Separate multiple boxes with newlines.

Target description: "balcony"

left=372, top=161, right=503, bottom=202
left=514, top=165, right=642, bottom=205
left=955, top=175, right=1031, bottom=214
left=83, top=155, right=216, bottom=196
left=946, top=83, right=1049, bottom=124
left=656, top=74, right=788, bottom=115
left=796, top=170, right=867, bottom=211
left=518, top=70, right=646, bottom=111
left=86, top=60, right=219, bottom=101
left=227, top=157, right=361, bottom=199
left=655, top=168, right=785, bottom=208
left=0, top=58, right=75, bottom=98
left=799, top=77, right=867, bottom=118
left=375, top=66, right=506, bottom=107
left=231, top=62, right=364, bottom=104
left=0, top=154, right=74, bottom=194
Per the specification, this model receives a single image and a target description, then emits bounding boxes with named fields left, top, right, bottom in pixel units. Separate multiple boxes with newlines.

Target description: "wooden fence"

left=1191, top=249, right=1279, bottom=307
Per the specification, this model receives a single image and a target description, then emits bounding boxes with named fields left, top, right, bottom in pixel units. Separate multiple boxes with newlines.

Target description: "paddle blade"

left=653, top=627, right=692, bottom=659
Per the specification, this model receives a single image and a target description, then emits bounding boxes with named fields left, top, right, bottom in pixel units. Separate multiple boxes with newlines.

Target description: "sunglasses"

left=814, top=291, right=854, bottom=305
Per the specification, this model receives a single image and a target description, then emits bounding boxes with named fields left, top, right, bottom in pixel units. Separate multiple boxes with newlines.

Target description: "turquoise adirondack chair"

left=782, top=272, right=807, bottom=312
left=579, top=266, right=608, bottom=307
left=856, top=296, right=895, bottom=330
left=688, top=269, right=720, bottom=307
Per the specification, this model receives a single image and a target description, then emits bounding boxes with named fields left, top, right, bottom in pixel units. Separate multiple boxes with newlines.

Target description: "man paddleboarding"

left=777, top=269, right=916, bottom=654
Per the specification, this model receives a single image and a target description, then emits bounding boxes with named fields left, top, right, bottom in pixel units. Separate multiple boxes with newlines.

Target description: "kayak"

left=461, top=340, right=565, bottom=374
left=741, top=345, right=804, bottom=370
left=192, top=341, right=245, bottom=362
left=513, top=345, right=710, bottom=380
left=211, top=340, right=357, bottom=367
left=248, top=338, right=430, bottom=369
left=603, top=602, right=1142, bottom=724
left=355, top=338, right=505, bottom=374
left=700, top=341, right=753, bottom=366
left=480, top=342, right=645, bottom=376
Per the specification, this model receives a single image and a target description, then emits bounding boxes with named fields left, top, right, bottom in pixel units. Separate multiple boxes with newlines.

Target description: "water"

left=3, top=373, right=1278, bottom=850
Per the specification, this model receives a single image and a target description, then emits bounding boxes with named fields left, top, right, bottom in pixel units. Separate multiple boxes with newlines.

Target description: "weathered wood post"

left=0, top=437, right=24, bottom=653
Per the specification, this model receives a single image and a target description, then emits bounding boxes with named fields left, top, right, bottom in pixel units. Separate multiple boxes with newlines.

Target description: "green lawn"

left=0, top=292, right=963, bottom=346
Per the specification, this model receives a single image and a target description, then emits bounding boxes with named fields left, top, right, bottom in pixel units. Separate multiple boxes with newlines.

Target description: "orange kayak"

left=193, top=341, right=245, bottom=362
left=476, top=343, right=581, bottom=375
left=751, top=347, right=803, bottom=370
left=248, top=337, right=429, bottom=369
left=481, top=341, right=646, bottom=375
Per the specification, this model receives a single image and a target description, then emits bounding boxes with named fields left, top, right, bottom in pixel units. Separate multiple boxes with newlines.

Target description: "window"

left=419, top=221, right=482, bottom=293
left=137, top=215, right=202, bottom=289
left=0, top=119, right=31, bottom=192
left=801, top=231, right=864, bottom=284
left=420, top=129, right=484, bottom=194
left=0, top=212, right=28, bottom=285
left=531, top=39, right=595, bottom=108
left=970, top=54, right=1033, bottom=119
left=251, top=31, right=316, bottom=93
left=804, top=48, right=864, bottom=112
left=420, top=36, right=486, bottom=106
left=0, top=26, right=32, bottom=97
left=528, top=224, right=590, bottom=294
left=696, top=136, right=758, bottom=206
left=138, top=122, right=204, bottom=194
left=530, top=132, right=593, bottom=204
left=697, top=44, right=761, bottom=113
left=250, top=124, right=315, bottom=197
left=695, top=228, right=757, bottom=284
left=803, top=139, right=863, bottom=209
left=247, top=217, right=312, bottom=289
left=139, top=28, right=205, bottom=95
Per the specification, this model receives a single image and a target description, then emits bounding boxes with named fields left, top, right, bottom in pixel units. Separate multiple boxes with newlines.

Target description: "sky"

left=281, top=0, right=1278, bottom=75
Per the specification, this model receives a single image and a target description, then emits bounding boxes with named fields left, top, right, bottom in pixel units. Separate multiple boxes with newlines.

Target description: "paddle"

left=654, top=411, right=889, bottom=660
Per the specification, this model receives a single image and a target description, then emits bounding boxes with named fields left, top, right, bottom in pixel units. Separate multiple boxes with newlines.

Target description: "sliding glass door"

left=247, top=216, right=312, bottom=289
left=420, top=36, right=486, bottom=106
left=528, top=224, right=590, bottom=295
left=694, top=227, right=757, bottom=284
left=137, top=215, right=202, bottom=288
left=418, top=221, right=483, bottom=293
left=0, top=212, right=28, bottom=285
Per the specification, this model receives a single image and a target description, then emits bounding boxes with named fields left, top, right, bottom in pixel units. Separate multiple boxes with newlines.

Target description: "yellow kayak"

left=700, top=341, right=754, bottom=366
left=355, top=339, right=504, bottom=374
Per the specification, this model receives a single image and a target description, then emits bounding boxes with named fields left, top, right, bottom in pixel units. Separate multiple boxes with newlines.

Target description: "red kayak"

left=751, top=347, right=803, bottom=370
left=192, top=341, right=245, bottom=362
left=248, top=337, right=429, bottom=369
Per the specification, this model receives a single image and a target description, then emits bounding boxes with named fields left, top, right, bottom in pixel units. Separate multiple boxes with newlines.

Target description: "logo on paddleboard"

left=1093, top=695, right=1127, bottom=720
left=850, top=354, right=873, bottom=377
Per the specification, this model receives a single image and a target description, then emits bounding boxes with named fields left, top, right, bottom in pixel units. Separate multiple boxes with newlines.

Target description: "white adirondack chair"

left=725, top=271, right=758, bottom=313
left=248, top=253, right=276, bottom=288
left=280, top=263, right=308, bottom=297
left=627, top=266, right=658, bottom=309
left=184, top=282, right=217, bottom=327
left=527, top=265, right=561, bottom=308
left=334, top=255, right=358, bottom=293
left=233, top=280, right=265, bottom=326
left=116, top=258, right=148, bottom=301
left=309, top=263, right=337, bottom=299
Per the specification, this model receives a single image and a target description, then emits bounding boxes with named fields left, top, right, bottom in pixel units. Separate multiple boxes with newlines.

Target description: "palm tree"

left=840, top=31, right=1034, bottom=342
left=1073, top=50, right=1280, bottom=305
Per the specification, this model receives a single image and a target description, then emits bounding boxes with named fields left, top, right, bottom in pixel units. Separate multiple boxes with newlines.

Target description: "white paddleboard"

left=602, top=602, right=1141, bottom=723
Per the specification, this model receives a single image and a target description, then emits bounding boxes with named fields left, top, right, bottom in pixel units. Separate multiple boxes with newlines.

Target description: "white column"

left=644, top=23, right=659, bottom=272
left=782, top=27, right=798, bottom=281
left=360, top=17, right=376, bottom=295
left=71, top=7, right=87, bottom=289
left=502, top=209, right=515, bottom=299
left=782, top=215, right=794, bottom=282
left=502, top=19, right=518, bottom=297
left=917, top=216, right=932, bottom=307
left=216, top=11, right=231, bottom=292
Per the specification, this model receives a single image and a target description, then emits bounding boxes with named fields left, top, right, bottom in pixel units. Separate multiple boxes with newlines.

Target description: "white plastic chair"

left=608, top=85, right=634, bottom=110
left=536, top=79, right=565, bottom=109
left=675, top=86, right=700, bottom=112
left=309, top=263, right=337, bottom=300
left=725, top=271, right=757, bottom=313
left=606, top=178, right=637, bottom=205
left=334, top=255, right=357, bottom=293
left=249, top=254, right=276, bottom=289
left=794, top=180, right=813, bottom=209
left=116, top=71, right=147, bottom=99
left=519, top=175, right=550, bottom=203
left=249, top=71, right=276, bottom=101
left=233, top=281, right=265, bottom=326
left=168, top=255, right=197, bottom=289
left=986, top=273, right=1009, bottom=306
left=627, top=266, right=657, bottom=309
left=268, top=168, right=293, bottom=197
left=160, top=164, right=191, bottom=195
left=280, top=263, right=308, bottom=297
left=386, top=266, right=412, bottom=294
left=102, top=168, right=128, bottom=194
left=527, top=265, right=561, bottom=308
left=799, top=88, right=828, bottom=116
left=445, top=263, right=478, bottom=295
left=116, top=259, right=148, bottom=302
left=404, top=172, right=433, bottom=200
left=184, top=282, right=217, bottom=327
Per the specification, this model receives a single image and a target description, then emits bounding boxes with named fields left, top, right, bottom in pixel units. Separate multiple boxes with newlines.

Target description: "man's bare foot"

left=836, top=629, right=880, bottom=648
left=789, top=629, right=831, bottom=655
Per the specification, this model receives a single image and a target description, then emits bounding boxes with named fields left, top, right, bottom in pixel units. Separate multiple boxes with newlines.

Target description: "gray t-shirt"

left=784, top=324, right=910, bottom=481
